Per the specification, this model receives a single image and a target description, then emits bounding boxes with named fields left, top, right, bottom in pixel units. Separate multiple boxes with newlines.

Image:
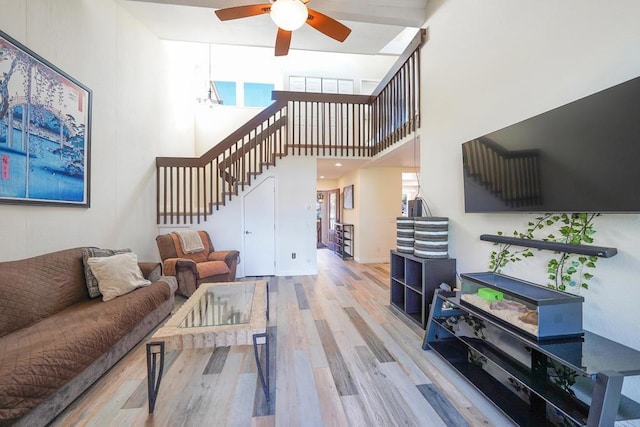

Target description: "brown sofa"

left=156, top=231, right=239, bottom=296
left=0, top=247, right=176, bottom=426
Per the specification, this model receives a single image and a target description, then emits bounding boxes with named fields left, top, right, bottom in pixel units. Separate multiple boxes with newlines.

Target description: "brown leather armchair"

left=156, top=231, right=240, bottom=297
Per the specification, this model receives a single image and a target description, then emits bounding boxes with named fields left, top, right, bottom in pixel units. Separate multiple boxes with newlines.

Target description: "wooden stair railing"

left=274, top=91, right=373, bottom=158
left=156, top=28, right=428, bottom=225
left=370, top=27, right=426, bottom=155
left=156, top=100, right=288, bottom=224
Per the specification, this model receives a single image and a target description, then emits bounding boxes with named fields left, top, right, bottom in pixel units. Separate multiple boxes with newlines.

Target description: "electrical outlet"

left=292, top=252, right=296, bottom=259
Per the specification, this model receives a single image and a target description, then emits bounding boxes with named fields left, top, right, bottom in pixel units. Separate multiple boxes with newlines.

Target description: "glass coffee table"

left=146, top=280, right=269, bottom=413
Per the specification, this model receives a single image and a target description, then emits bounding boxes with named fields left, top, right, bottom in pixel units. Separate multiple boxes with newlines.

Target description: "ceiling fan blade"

left=275, top=28, right=292, bottom=56
left=214, top=4, right=271, bottom=21
left=306, top=8, right=351, bottom=42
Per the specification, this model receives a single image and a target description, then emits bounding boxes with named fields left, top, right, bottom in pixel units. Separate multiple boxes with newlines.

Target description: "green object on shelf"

left=478, top=287, right=503, bottom=301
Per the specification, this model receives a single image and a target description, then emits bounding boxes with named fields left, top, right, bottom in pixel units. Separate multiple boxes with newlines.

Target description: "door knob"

left=245, top=231, right=252, bottom=234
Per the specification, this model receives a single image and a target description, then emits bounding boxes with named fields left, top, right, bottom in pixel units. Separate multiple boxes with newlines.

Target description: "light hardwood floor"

left=51, top=248, right=514, bottom=427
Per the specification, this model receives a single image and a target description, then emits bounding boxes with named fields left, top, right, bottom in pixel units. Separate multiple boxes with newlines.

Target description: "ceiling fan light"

left=270, top=0, right=308, bottom=32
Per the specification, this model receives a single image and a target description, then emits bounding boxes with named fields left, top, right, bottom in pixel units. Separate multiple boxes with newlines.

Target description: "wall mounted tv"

left=462, top=75, right=640, bottom=213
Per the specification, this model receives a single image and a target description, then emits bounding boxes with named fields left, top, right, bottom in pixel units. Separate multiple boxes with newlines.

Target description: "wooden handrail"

left=272, top=91, right=372, bottom=104
left=225, top=115, right=288, bottom=165
left=156, top=99, right=288, bottom=168
left=199, top=100, right=288, bottom=163
left=371, top=28, right=428, bottom=98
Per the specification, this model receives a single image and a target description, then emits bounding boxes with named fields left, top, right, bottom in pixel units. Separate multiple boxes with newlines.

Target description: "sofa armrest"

left=138, top=262, right=162, bottom=282
left=174, top=258, right=198, bottom=275
left=163, top=257, right=199, bottom=277
left=157, top=275, right=178, bottom=294
left=162, top=258, right=178, bottom=276
left=162, top=258, right=198, bottom=276
left=208, top=250, right=240, bottom=267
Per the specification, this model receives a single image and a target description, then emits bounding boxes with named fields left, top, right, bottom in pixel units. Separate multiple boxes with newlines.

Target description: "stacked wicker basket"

left=396, top=216, right=449, bottom=258
left=395, top=217, right=415, bottom=254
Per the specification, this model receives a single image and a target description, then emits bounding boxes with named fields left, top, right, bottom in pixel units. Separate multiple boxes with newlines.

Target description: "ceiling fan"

left=214, top=0, right=352, bottom=56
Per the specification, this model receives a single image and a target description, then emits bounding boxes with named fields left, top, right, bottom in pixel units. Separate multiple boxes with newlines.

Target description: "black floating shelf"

left=480, top=234, right=618, bottom=258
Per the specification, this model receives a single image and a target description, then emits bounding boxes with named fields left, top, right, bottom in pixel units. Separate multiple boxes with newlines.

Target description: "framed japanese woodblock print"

left=0, top=29, right=92, bottom=207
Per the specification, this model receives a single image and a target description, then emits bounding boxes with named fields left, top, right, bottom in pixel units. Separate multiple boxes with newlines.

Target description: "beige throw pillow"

left=87, top=252, right=152, bottom=302
left=81, top=247, right=132, bottom=298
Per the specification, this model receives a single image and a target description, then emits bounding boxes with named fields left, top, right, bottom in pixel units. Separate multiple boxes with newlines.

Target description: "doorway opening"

left=401, top=171, right=420, bottom=216
left=316, top=188, right=340, bottom=250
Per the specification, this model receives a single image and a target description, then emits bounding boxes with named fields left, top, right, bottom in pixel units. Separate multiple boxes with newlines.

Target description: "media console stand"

left=423, top=290, right=640, bottom=426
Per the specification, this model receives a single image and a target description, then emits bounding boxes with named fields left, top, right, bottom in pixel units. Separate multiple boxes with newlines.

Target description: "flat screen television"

left=462, top=75, right=640, bottom=213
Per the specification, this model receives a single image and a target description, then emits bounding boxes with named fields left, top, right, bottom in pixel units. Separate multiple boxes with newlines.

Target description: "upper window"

left=244, top=83, right=274, bottom=107
left=289, top=76, right=355, bottom=94
left=214, top=81, right=237, bottom=106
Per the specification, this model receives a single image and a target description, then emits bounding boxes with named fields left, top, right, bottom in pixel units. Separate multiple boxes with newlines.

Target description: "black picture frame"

left=0, top=29, right=92, bottom=207
left=343, top=184, right=354, bottom=209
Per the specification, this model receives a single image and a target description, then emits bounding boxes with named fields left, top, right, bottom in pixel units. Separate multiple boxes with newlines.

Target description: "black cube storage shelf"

left=389, top=250, right=456, bottom=329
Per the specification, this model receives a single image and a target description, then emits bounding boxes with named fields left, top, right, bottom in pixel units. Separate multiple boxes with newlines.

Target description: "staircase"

left=156, top=29, right=428, bottom=225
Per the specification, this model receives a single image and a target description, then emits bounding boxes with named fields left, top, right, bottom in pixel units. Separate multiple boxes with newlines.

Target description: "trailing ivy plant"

left=489, top=213, right=601, bottom=293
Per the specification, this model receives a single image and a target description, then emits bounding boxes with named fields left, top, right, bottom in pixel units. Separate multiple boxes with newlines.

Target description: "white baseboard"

left=276, top=268, right=317, bottom=276
left=355, top=257, right=390, bottom=264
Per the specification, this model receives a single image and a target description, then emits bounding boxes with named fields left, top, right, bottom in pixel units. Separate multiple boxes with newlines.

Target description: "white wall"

left=158, top=41, right=199, bottom=157
left=317, top=179, right=339, bottom=192
left=0, top=0, right=187, bottom=261
left=358, top=167, right=403, bottom=263
left=273, top=156, right=318, bottom=275
left=195, top=106, right=259, bottom=156
left=420, top=0, right=640, bottom=399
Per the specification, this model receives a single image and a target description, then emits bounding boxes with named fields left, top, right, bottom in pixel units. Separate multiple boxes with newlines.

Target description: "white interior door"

left=243, top=177, right=275, bottom=276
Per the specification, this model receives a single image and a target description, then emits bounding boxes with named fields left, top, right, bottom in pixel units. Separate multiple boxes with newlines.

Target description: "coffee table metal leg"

left=253, top=332, right=269, bottom=401
left=266, top=280, right=270, bottom=321
left=146, top=341, right=165, bottom=414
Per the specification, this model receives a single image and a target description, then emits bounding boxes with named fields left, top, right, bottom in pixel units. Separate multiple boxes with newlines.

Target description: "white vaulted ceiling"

left=120, top=0, right=429, bottom=55
left=119, top=0, right=429, bottom=179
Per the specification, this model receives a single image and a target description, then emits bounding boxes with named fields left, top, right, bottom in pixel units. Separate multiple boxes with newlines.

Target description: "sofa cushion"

left=0, top=281, right=171, bottom=424
left=0, top=248, right=87, bottom=339
left=87, top=252, right=151, bottom=301
left=81, top=248, right=132, bottom=298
